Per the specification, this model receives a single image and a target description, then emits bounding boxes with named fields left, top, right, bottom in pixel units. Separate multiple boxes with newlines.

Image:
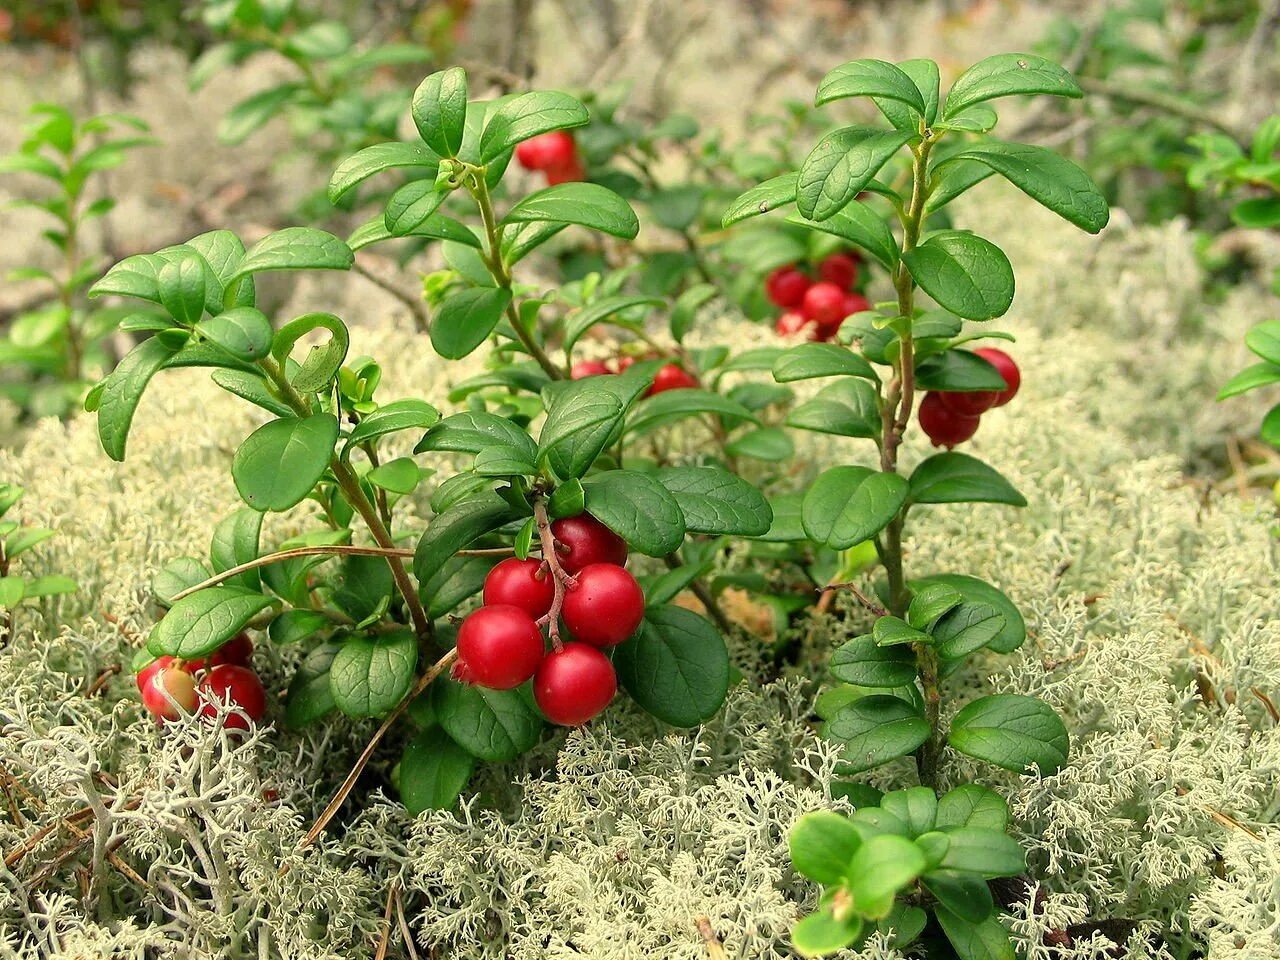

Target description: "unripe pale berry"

left=561, top=563, right=645, bottom=647
left=139, top=658, right=197, bottom=720
left=774, top=311, right=815, bottom=338
left=974, top=347, right=1020, bottom=407
left=818, top=252, right=859, bottom=290
left=454, top=604, right=545, bottom=690
left=551, top=513, right=629, bottom=573
left=534, top=643, right=617, bottom=726
left=919, top=391, right=980, bottom=448
left=483, top=557, right=555, bottom=620
left=764, top=265, right=811, bottom=308
left=196, top=664, right=266, bottom=730
left=647, top=363, right=698, bottom=396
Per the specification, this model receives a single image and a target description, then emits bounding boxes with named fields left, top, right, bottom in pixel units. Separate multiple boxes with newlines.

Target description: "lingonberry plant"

left=0, top=104, right=154, bottom=417
left=90, top=68, right=770, bottom=824
left=724, top=54, right=1109, bottom=957
left=0, top=484, right=77, bottom=643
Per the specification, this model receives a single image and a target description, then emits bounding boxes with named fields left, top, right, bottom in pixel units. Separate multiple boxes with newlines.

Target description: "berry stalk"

left=532, top=496, right=576, bottom=650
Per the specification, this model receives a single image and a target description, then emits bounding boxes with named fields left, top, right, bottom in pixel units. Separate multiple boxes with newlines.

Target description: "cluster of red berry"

left=918, top=347, right=1022, bottom=448
left=136, top=633, right=266, bottom=730
left=514, top=130, right=585, bottom=185
left=570, top=356, right=698, bottom=396
left=768, top=253, right=870, bottom=341
left=454, top=513, right=644, bottom=726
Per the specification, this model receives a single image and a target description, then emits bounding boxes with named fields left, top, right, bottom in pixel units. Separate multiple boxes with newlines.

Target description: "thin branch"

left=818, top=581, right=889, bottom=619
left=373, top=880, right=397, bottom=960
left=533, top=498, right=574, bottom=650
left=1079, top=77, right=1248, bottom=143
left=394, top=886, right=422, bottom=960
left=352, top=259, right=430, bottom=334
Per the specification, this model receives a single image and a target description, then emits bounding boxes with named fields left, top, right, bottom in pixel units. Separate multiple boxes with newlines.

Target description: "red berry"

left=842, top=291, right=871, bottom=319
left=454, top=604, right=545, bottom=690
left=919, top=391, right=980, bottom=448
left=615, top=355, right=637, bottom=372
left=764, top=266, right=811, bottom=308
left=196, top=664, right=266, bottom=730
left=774, top=311, right=816, bottom=338
left=139, top=658, right=197, bottom=720
left=534, top=643, right=617, bottom=726
left=800, top=282, right=848, bottom=329
left=562, top=563, right=645, bottom=647
left=938, top=389, right=998, bottom=417
left=571, top=359, right=611, bottom=380
left=818, top=252, right=859, bottom=290
left=184, top=632, right=254, bottom=673
left=551, top=514, right=628, bottom=574
left=974, top=348, right=1020, bottom=407
left=515, top=130, right=576, bottom=172
left=646, top=363, right=698, bottom=396
left=483, top=557, right=555, bottom=620
left=545, top=157, right=586, bottom=185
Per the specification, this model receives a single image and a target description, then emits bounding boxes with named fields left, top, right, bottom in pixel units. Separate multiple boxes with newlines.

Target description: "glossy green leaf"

left=478, top=90, right=589, bottom=163
left=430, top=286, right=511, bottom=360
left=614, top=605, right=729, bottom=727
left=538, top=381, right=628, bottom=480
left=626, top=388, right=756, bottom=436
left=96, top=336, right=179, bottom=461
left=788, top=811, right=862, bottom=884
left=802, top=466, right=908, bottom=549
left=922, top=871, right=995, bottom=924
left=411, top=67, right=468, bottom=157
left=434, top=678, right=543, bottom=761
left=932, top=602, right=1005, bottom=660
left=328, top=141, right=439, bottom=203
left=826, top=695, right=930, bottom=773
left=581, top=469, right=685, bottom=556
left=773, top=342, right=877, bottom=382
left=936, top=784, right=1009, bottom=832
left=901, top=231, right=1014, bottom=321
left=949, top=694, right=1069, bottom=773
left=816, top=59, right=926, bottom=114
left=847, top=835, right=927, bottom=916
left=792, top=909, right=863, bottom=958
left=830, top=635, right=918, bottom=687
left=504, top=182, right=640, bottom=240
left=399, top=726, right=475, bottom=813
left=908, top=453, right=1026, bottom=507
left=1218, top=361, right=1280, bottom=399
left=196, top=307, right=272, bottom=362
left=563, top=295, right=662, bottom=354
left=330, top=632, right=418, bottom=718
left=787, top=201, right=900, bottom=269
left=907, top=582, right=964, bottom=630
left=722, top=172, right=797, bottom=227
left=231, top=228, right=353, bottom=280
left=147, top=586, right=274, bottom=659
left=936, top=908, right=1016, bottom=960
left=413, top=497, right=515, bottom=587
left=943, top=53, right=1082, bottom=118
left=911, top=573, right=1025, bottom=654
left=786, top=379, right=880, bottom=438
left=655, top=466, right=772, bottom=536
left=232, top=414, right=339, bottom=512
left=797, top=126, right=914, bottom=221
left=209, top=508, right=263, bottom=590
left=384, top=179, right=447, bottom=236
left=880, top=787, right=938, bottom=837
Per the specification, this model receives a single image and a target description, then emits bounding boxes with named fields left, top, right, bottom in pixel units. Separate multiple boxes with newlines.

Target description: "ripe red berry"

left=800, top=282, right=848, bottom=329
left=183, top=632, right=254, bottom=673
left=571, top=359, right=611, bottom=380
left=938, top=389, right=998, bottom=417
left=646, top=363, right=698, bottom=396
left=842, top=291, right=871, bottom=319
left=818, top=252, right=859, bottom=290
left=551, top=513, right=628, bottom=573
left=974, top=348, right=1020, bottom=407
left=139, top=657, right=197, bottom=721
left=483, top=557, right=555, bottom=620
left=774, top=311, right=815, bottom=339
left=919, top=391, right=980, bottom=448
left=545, top=157, right=586, bottom=185
left=515, top=130, right=577, bottom=172
left=764, top=265, right=811, bottom=308
left=562, top=563, right=646, bottom=647
left=534, top=643, right=617, bottom=726
left=454, top=604, right=545, bottom=689
left=196, top=664, right=267, bottom=730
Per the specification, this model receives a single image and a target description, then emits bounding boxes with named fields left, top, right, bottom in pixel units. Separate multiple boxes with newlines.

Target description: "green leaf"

left=626, top=388, right=756, bottom=436
left=934, top=142, right=1108, bottom=233
left=655, top=466, right=771, bottom=536
left=218, top=83, right=301, bottom=145
left=936, top=908, right=1016, bottom=960
left=876, top=902, right=928, bottom=950
left=152, top=557, right=212, bottom=607
left=817, top=59, right=926, bottom=114
left=726, top=426, right=794, bottom=462
left=417, top=410, right=535, bottom=457
left=0, top=577, right=24, bottom=608
left=614, top=605, right=729, bottom=727
left=792, top=909, right=864, bottom=958
left=670, top=283, right=716, bottom=343
left=1245, top=321, right=1280, bottom=366
left=4, top=528, right=54, bottom=558
left=434, top=678, right=543, bottom=761
left=901, top=231, right=1014, bottom=321
left=231, top=228, right=353, bottom=281
left=830, top=635, right=918, bottom=687
left=922, top=870, right=995, bottom=924
left=1219, top=361, right=1280, bottom=399
left=927, top=158, right=998, bottom=213
left=1262, top=404, right=1280, bottom=446
left=270, top=608, right=331, bottom=646
left=914, top=349, right=1008, bottom=392
left=873, top=615, right=930, bottom=648
left=209, top=508, right=263, bottom=590
left=232, top=414, right=339, bottom=512
left=503, top=182, right=640, bottom=240
left=24, top=575, right=76, bottom=598
left=936, top=784, right=1009, bottom=832
left=936, top=104, right=999, bottom=133
left=399, top=726, right=475, bottom=813
left=876, top=58, right=940, bottom=129
left=367, top=457, right=421, bottom=495
left=147, top=586, right=274, bottom=659
left=722, top=172, right=797, bottom=227
left=847, top=834, right=927, bottom=916
left=563, top=295, right=663, bottom=354
left=789, top=811, right=862, bottom=884
left=345, top=399, right=440, bottom=453
left=421, top=555, right=493, bottom=618
left=907, top=583, right=964, bottom=630
left=581, top=470, right=685, bottom=556
left=348, top=211, right=478, bottom=251
left=413, top=497, right=515, bottom=586
left=932, top=602, right=1005, bottom=660
left=949, top=694, right=1069, bottom=773
left=272, top=312, right=349, bottom=393
left=478, top=90, right=589, bottom=163
left=411, top=67, right=468, bottom=157
left=538, top=382, right=627, bottom=480
left=908, top=452, right=1026, bottom=507
left=157, top=252, right=208, bottom=326
left=802, top=466, right=908, bottom=549
left=329, top=632, right=418, bottom=718
left=943, top=53, right=1082, bottom=118
left=284, top=21, right=351, bottom=58
left=430, top=286, right=512, bottom=359
left=825, top=695, right=930, bottom=773
left=787, top=201, right=900, bottom=270
left=880, top=787, right=938, bottom=837
left=384, top=179, right=447, bottom=236
left=211, top=369, right=291, bottom=417
left=328, top=141, right=439, bottom=203
left=96, top=336, right=179, bottom=461
left=285, top=641, right=340, bottom=728
left=196, top=307, right=273, bottom=362
left=786, top=379, right=880, bottom=438
left=773, top=342, right=877, bottom=382
left=934, top=826, right=1026, bottom=877
left=797, top=126, right=914, bottom=221
left=911, top=574, right=1025, bottom=654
